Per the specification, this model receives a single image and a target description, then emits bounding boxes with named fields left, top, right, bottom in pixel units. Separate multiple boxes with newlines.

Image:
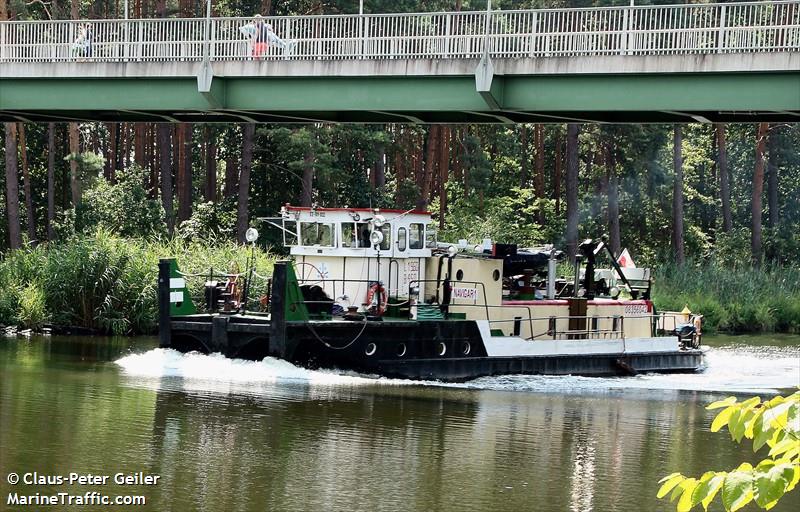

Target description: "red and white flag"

left=617, top=248, right=636, bottom=268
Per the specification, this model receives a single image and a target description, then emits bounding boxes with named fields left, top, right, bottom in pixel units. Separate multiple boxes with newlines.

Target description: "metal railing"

left=0, top=1, right=797, bottom=64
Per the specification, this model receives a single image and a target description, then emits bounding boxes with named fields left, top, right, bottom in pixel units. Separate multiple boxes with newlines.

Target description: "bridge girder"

left=1, top=72, right=798, bottom=123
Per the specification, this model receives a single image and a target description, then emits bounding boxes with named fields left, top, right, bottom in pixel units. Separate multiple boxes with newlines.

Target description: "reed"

left=0, top=230, right=276, bottom=335
left=652, top=261, right=800, bottom=333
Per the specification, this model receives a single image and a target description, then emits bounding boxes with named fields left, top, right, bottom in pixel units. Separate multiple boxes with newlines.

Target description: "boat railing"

left=294, top=276, right=411, bottom=310
left=175, top=267, right=272, bottom=314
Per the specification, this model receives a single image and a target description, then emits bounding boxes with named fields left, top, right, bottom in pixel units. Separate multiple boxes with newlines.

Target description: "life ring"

left=365, top=282, right=388, bottom=316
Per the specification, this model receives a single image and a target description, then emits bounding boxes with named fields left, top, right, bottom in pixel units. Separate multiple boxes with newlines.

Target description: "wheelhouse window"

left=341, top=222, right=371, bottom=248
left=300, top=222, right=335, bottom=247
left=409, top=223, right=424, bottom=250
left=397, top=227, right=407, bottom=251
left=425, top=224, right=437, bottom=248
left=283, top=220, right=298, bottom=246
left=377, top=224, right=391, bottom=251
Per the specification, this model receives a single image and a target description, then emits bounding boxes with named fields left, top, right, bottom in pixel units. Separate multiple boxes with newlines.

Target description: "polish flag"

left=617, top=248, right=636, bottom=268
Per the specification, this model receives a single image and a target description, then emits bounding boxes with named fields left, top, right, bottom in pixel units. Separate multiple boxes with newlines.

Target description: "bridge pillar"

left=475, top=56, right=504, bottom=110
left=196, top=61, right=225, bottom=109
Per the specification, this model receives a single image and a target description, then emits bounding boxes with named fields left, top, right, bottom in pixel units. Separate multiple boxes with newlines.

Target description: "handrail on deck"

left=0, top=1, right=797, bottom=63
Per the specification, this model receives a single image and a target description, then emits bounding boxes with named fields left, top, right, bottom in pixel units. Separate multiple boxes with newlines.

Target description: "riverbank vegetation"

left=1, top=1, right=799, bottom=334
left=0, top=230, right=274, bottom=334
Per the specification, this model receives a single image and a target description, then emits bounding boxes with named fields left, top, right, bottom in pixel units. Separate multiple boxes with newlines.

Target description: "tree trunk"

left=554, top=131, right=562, bottom=215
left=204, top=125, right=217, bottom=202
left=157, top=124, right=174, bottom=235
left=534, top=123, right=546, bottom=223
left=177, top=123, right=193, bottom=223
left=68, top=122, right=80, bottom=206
left=224, top=127, right=239, bottom=198
left=4, top=123, right=22, bottom=249
left=766, top=126, right=779, bottom=229
left=565, top=124, right=580, bottom=260
left=47, top=123, right=56, bottom=240
left=300, top=146, right=314, bottom=207
left=672, top=125, right=685, bottom=266
left=104, top=123, right=114, bottom=180
left=519, top=125, right=528, bottom=188
left=134, top=123, right=146, bottom=167
left=417, top=126, right=439, bottom=211
left=606, top=146, right=620, bottom=258
left=237, top=124, right=256, bottom=243
left=438, top=126, right=450, bottom=229
left=18, top=124, right=35, bottom=241
left=751, top=122, right=769, bottom=265
left=715, top=123, right=732, bottom=233
left=373, top=140, right=386, bottom=190
left=115, top=123, right=124, bottom=173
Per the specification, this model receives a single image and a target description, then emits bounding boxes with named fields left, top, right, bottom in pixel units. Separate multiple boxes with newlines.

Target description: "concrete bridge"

left=1, top=1, right=798, bottom=124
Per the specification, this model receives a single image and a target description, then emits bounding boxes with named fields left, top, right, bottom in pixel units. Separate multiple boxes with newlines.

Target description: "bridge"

left=0, top=1, right=798, bottom=123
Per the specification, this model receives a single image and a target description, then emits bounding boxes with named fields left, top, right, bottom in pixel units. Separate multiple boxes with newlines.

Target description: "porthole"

left=396, top=343, right=407, bottom=357
left=437, top=342, right=447, bottom=356
left=461, top=341, right=471, bottom=356
left=365, top=343, right=377, bottom=356
left=456, top=269, right=464, bottom=281
left=492, top=269, right=501, bottom=281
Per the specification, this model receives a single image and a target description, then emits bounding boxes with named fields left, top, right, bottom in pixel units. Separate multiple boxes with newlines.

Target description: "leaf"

left=677, top=478, right=699, bottom=512
left=753, top=462, right=794, bottom=508
left=768, top=437, right=799, bottom=458
left=786, top=466, right=800, bottom=493
left=712, top=407, right=735, bottom=433
left=707, top=397, right=738, bottom=410
left=763, top=401, right=793, bottom=429
left=658, top=473, right=685, bottom=499
left=691, top=472, right=725, bottom=512
left=732, top=408, right=751, bottom=442
left=722, top=470, right=754, bottom=512
left=727, top=409, right=742, bottom=441
left=753, top=415, right=774, bottom=453
left=745, top=407, right=765, bottom=439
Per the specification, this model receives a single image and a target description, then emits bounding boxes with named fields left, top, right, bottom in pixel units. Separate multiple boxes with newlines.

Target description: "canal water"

left=1, top=335, right=798, bottom=512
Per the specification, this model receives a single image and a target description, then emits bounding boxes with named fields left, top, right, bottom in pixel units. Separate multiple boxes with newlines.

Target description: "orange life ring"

left=365, top=282, right=388, bottom=316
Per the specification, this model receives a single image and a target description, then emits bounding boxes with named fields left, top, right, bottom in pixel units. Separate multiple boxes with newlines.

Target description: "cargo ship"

left=157, top=205, right=704, bottom=381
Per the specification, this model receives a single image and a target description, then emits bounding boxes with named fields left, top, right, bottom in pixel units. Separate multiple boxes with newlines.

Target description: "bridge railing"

left=0, top=1, right=797, bottom=63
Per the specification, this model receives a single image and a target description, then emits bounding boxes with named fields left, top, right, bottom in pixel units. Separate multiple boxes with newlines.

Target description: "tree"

left=157, top=124, right=174, bottom=235
left=4, top=123, right=22, bottom=249
left=565, top=123, right=580, bottom=259
left=716, top=123, right=733, bottom=233
left=18, top=124, right=35, bottom=241
left=658, top=390, right=799, bottom=512
left=672, top=125, right=685, bottom=266
left=236, top=123, right=255, bottom=244
left=47, top=123, right=56, bottom=240
left=751, top=122, right=769, bottom=265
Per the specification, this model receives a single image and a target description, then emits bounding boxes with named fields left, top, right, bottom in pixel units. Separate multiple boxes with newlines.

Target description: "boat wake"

left=116, top=344, right=799, bottom=396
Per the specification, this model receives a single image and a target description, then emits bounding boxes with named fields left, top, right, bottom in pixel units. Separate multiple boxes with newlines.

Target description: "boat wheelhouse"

left=158, top=205, right=704, bottom=381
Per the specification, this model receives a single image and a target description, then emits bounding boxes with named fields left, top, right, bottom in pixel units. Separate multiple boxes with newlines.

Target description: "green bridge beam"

left=1, top=72, right=798, bottom=123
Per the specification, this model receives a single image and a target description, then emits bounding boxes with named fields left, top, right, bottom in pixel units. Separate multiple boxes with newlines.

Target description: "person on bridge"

left=240, top=15, right=296, bottom=60
left=72, top=23, right=93, bottom=60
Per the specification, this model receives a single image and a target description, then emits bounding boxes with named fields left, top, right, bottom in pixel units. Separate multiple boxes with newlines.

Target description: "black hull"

left=166, top=315, right=705, bottom=383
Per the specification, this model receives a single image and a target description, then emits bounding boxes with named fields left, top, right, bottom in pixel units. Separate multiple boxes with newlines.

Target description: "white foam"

left=115, top=344, right=799, bottom=396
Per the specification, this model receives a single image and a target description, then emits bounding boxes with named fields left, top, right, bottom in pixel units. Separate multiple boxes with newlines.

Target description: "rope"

left=305, top=317, right=369, bottom=351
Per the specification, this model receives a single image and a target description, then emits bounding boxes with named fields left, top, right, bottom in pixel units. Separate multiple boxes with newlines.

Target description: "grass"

left=0, top=229, right=276, bottom=335
left=652, top=261, right=800, bottom=334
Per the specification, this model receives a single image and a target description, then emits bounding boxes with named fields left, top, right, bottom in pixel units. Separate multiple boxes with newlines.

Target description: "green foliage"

left=658, top=391, right=800, bottom=512
left=178, top=199, right=238, bottom=242
left=0, top=230, right=276, bottom=335
left=75, top=165, right=166, bottom=238
left=17, top=281, right=48, bottom=330
left=652, top=261, right=800, bottom=333
left=441, top=187, right=563, bottom=247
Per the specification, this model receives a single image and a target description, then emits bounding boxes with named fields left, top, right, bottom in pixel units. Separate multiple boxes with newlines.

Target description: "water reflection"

left=1, top=336, right=798, bottom=512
